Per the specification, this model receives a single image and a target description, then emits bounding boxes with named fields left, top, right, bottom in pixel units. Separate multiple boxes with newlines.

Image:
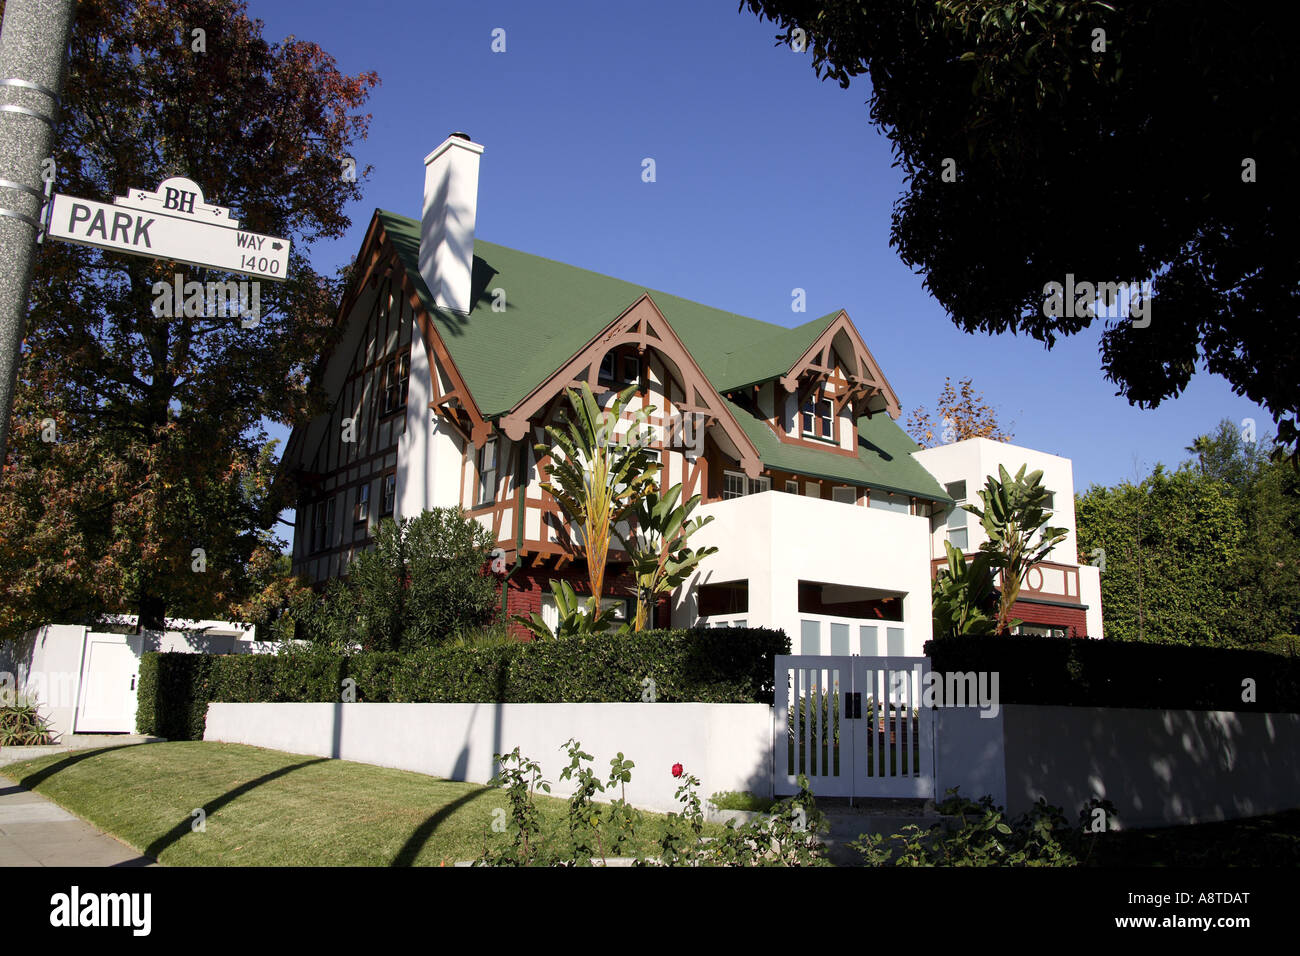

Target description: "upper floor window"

left=598, top=351, right=641, bottom=387
left=832, top=486, right=857, bottom=505
left=382, top=352, right=410, bottom=416
left=381, top=473, right=396, bottom=517
left=801, top=395, right=834, bottom=441
left=723, top=470, right=770, bottom=500
left=310, top=497, right=336, bottom=554
left=355, top=483, right=370, bottom=524
left=477, top=438, right=498, bottom=506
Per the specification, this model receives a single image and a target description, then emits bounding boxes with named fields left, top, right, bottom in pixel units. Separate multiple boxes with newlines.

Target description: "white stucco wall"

left=1, top=626, right=282, bottom=740
left=999, top=704, right=1300, bottom=828
left=674, top=490, right=933, bottom=656
left=204, top=701, right=773, bottom=813
left=0, top=625, right=89, bottom=742
left=913, top=437, right=1080, bottom=563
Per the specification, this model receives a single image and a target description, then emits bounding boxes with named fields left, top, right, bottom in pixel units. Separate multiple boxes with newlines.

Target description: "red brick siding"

left=1008, top=600, right=1089, bottom=637
left=496, top=566, right=668, bottom=640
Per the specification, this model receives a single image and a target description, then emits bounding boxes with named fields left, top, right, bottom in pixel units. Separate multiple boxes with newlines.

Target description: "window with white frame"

left=723, top=470, right=770, bottom=499
left=785, top=479, right=799, bottom=494
left=380, top=473, right=396, bottom=517
left=477, top=438, right=498, bottom=505
left=355, top=483, right=370, bottom=524
left=801, top=394, right=834, bottom=441
left=832, top=486, right=856, bottom=505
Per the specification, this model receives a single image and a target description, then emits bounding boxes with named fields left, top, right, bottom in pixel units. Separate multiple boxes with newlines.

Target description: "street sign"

left=46, top=176, right=291, bottom=281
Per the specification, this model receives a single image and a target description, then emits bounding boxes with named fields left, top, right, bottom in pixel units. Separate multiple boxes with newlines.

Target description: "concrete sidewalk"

left=0, top=784, right=158, bottom=866
left=0, top=737, right=162, bottom=866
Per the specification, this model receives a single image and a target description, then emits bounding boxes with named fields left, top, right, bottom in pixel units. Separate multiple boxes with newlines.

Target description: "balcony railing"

left=929, top=556, right=1082, bottom=604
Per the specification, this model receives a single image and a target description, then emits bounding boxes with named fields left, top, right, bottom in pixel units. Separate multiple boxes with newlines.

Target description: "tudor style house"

left=282, top=133, right=1103, bottom=652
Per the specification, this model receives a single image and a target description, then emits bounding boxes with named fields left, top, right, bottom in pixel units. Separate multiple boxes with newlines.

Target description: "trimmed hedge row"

left=925, top=635, right=1300, bottom=712
left=137, top=627, right=789, bottom=741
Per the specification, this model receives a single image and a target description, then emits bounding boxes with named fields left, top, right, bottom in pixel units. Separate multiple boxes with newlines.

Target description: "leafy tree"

left=906, top=376, right=1013, bottom=448
left=965, top=464, right=1067, bottom=633
left=1076, top=466, right=1247, bottom=646
left=536, top=383, right=659, bottom=605
left=337, top=509, right=496, bottom=652
left=742, top=1, right=1300, bottom=462
left=931, top=540, right=998, bottom=638
left=617, top=483, right=717, bottom=632
left=0, top=0, right=378, bottom=634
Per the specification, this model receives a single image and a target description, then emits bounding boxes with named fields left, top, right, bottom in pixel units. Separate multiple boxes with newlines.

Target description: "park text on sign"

left=46, top=177, right=291, bottom=281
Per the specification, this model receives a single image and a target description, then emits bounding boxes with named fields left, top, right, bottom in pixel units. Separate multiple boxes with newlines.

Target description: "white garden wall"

left=203, top=701, right=773, bottom=813
left=940, top=703, right=1300, bottom=828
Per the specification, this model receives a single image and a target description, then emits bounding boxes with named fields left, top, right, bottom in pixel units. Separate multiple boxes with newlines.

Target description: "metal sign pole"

left=0, top=0, right=76, bottom=458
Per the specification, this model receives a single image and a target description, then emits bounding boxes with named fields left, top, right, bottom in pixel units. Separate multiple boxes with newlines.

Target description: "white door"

left=75, top=635, right=139, bottom=733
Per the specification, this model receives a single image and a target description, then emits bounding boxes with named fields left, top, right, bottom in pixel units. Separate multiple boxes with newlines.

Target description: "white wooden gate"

left=774, top=655, right=935, bottom=799
left=74, top=632, right=139, bottom=733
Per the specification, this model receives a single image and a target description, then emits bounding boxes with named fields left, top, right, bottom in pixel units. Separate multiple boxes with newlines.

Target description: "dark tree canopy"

left=742, top=1, right=1300, bottom=458
left=0, top=0, right=378, bottom=632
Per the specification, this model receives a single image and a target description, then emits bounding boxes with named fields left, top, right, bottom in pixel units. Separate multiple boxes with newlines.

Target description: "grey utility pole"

left=0, top=0, right=75, bottom=458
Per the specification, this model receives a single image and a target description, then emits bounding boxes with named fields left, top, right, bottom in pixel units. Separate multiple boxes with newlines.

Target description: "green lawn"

left=0, top=741, right=717, bottom=866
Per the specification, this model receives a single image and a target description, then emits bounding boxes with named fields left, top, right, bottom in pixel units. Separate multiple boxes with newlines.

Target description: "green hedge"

left=924, top=635, right=1300, bottom=712
left=137, top=627, right=788, bottom=740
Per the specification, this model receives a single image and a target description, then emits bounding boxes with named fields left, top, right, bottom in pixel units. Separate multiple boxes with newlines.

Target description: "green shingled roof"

left=376, top=208, right=947, bottom=502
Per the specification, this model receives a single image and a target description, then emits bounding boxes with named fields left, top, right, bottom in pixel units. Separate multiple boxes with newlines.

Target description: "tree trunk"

left=137, top=592, right=166, bottom=633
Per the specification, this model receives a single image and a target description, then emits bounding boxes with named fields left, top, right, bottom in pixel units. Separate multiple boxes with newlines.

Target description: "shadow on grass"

left=143, top=757, right=331, bottom=861
left=3, top=743, right=158, bottom=789
left=390, top=787, right=490, bottom=867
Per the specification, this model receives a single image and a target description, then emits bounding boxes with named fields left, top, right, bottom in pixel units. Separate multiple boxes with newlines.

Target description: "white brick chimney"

left=419, top=132, right=484, bottom=314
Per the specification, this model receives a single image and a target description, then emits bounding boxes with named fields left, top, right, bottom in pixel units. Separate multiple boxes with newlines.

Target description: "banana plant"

left=963, top=464, right=1068, bottom=634
left=616, top=482, right=718, bottom=631
left=536, top=382, right=660, bottom=606
left=932, top=539, right=1000, bottom=637
left=513, top=578, right=624, bottom=640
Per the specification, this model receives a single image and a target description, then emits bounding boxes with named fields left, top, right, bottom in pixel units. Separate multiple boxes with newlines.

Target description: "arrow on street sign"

left=46, top=176, right=291, bottom=281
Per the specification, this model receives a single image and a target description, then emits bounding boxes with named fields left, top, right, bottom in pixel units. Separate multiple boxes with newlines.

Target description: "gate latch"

left=845, top=692, right=862, bottom=719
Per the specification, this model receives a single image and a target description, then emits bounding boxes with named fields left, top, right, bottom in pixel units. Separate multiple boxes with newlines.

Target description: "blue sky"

left=254, top=0, right=1269, bottom=506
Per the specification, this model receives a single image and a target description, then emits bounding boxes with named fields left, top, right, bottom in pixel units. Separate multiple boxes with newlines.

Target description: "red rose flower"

left=671, top=763, right=683, bottom=777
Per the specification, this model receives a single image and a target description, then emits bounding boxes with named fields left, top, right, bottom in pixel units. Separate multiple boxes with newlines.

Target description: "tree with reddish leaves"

left=906, top=377, right=1013, bottom=448
left=0, top=0, right=378, bottom=634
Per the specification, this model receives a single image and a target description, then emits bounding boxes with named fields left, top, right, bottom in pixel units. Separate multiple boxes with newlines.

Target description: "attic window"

left=383, top=352, right=410, bottom=415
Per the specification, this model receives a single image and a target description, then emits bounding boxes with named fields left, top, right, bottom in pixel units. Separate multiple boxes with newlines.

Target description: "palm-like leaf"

left=962, top=464, right=1068, bottom=634
left=536, top=383, right=660, bottom=603
left=617, top=482, right=718, bottom=630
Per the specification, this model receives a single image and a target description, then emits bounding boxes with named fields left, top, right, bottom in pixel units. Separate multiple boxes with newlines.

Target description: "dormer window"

left=801, top=395, right=834, bottom=441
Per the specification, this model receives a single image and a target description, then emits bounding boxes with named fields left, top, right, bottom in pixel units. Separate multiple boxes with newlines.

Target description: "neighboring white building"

left=280, top=133, right=1102, bottom=654
left=915, top=438, right=1102, bottom=638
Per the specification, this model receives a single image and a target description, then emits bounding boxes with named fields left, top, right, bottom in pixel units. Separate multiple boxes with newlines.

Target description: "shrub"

left=851, top=788, right=1114, bottom=866
left=925, top=634, right=1300, bottom=712
left=0, top=700, right=54, bottom=746
left=137, top=626, right=789, bottom=739
left=288, top=508, right=497, bottom=652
